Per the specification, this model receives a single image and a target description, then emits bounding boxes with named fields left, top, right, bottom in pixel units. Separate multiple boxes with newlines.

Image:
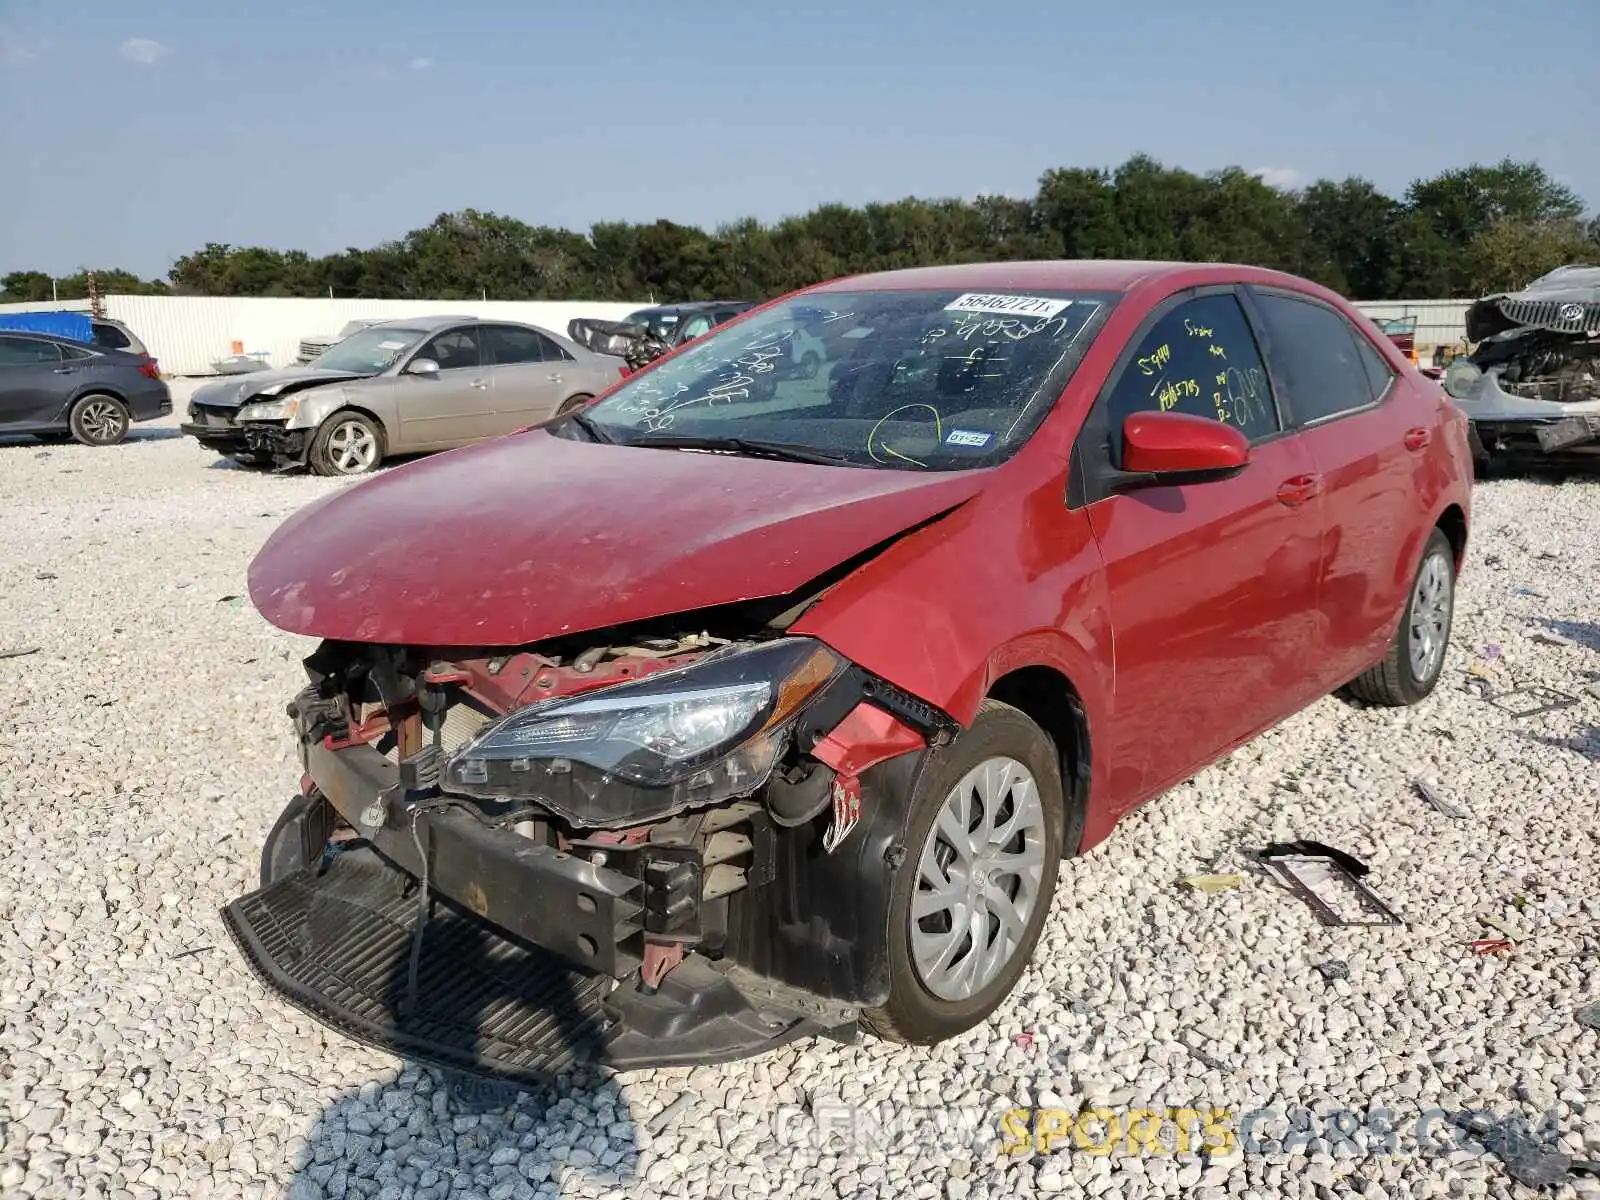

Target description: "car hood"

left=191, top=366, right=370, bottom=409
left=249, top=430, right=990, bottom=647
left=1465, top=264, right=1600, bottom=342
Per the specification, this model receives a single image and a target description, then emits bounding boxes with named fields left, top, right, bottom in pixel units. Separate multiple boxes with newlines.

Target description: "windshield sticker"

left=944, top=428, right=993, bottom=448
left=378, top=340, right=408, bottom=350
left=944, top=293, right=1071, bottom=319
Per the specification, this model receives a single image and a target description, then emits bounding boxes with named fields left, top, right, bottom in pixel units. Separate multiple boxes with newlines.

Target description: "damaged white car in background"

left=1445, top=265, right=1600, bottom=471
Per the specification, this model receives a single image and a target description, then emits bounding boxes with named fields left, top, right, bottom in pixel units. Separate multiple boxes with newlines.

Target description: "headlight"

left=442, top=638, right=848, bottom=827
left=238, top=397, right=300, bottom=422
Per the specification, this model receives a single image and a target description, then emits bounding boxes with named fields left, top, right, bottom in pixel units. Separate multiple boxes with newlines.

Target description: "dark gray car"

left=0, top=332, right=172, bottom=445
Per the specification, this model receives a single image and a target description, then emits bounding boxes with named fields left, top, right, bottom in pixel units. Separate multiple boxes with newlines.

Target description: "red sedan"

left=227, top=261, right=1471, bottom=1080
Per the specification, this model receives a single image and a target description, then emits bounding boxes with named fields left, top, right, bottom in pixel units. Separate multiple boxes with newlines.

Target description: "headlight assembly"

left=237, top=396, right=301, bottom=422
left=442, top=638, right=848, bottom=827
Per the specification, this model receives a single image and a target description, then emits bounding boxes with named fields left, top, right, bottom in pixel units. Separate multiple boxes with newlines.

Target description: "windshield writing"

left=585, top=290, right=1114, bottom=471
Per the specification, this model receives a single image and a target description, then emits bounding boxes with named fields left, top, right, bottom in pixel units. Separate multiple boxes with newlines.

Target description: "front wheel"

left=1343, top=527, right=1456, bottom=706
left=863, top=700, right=1063, bottom=1045
left=309, top=411, right=385, bottom=476
left=555, top=393, right=593, bottom=417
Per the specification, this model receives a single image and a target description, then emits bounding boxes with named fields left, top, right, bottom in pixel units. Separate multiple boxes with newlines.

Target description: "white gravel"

left=2, top=393, right=1597, bottom=1200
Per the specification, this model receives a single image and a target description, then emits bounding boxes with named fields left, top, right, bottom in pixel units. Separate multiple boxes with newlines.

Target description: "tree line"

left=4, top=156, right=1595, bottom=307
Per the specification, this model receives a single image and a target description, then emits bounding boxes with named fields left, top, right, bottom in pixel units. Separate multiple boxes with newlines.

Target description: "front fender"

left=793, top=473, right=1115, bottom=823
left=284, top=387, right=352, bottom=431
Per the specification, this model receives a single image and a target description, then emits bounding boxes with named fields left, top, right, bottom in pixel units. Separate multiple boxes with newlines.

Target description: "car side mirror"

left=1117, top=411, right=1250, bottom=486
left=406, top=358, right=440, bottom=376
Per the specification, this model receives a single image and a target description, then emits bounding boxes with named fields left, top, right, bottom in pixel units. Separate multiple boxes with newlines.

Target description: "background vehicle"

left=569, top=300, right=757, bottom=374
left=622, top=300, right=754, bottom=345
left=0, top=311, right=151, bottom=358
left=1443, top=264, right=1600, bottom=473
left=226, top=262, right=1471, bottom=1082
left=0, top=331, right=170, bottom=445
left=296, top=318, right=383, bottom=363
left=183, top=315, right=624, bottom=475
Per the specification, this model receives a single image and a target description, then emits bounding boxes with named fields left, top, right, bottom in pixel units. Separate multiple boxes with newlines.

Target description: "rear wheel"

left=863, top=700, right=1063, bottom=1045
left=555, top=393, right=593, bottom=417
left=309, top=411, right=385, bottom=476
left=68, top=394, right=129, bottom=446
left=1343, top=527, right=1455, bottom=706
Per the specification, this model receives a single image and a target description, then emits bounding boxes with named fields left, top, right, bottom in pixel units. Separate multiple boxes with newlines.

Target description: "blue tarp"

left=0, top=311, right=94, bottom=343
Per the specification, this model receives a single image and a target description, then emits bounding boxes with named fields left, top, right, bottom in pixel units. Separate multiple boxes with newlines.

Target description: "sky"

left=1, top=0, right=1597, bottom=280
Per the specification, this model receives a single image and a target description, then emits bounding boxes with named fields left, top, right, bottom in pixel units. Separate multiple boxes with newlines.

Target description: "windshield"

left=311, top=326, right=426, bottom=374
left=585, top=289, right=1116, bottom=469
left=623, top=308, right=684, bottom=340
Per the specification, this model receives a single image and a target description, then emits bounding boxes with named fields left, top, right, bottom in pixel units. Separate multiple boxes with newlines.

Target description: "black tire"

left=1343, top=527, right=1456, bottom=706
left=555, top=393, right=594, bottom=417
left=862, top=699, right=1064, bottom=1045
left=68, top=394, right=129, bottom=446
left=308, top=411, right=385, bottom=476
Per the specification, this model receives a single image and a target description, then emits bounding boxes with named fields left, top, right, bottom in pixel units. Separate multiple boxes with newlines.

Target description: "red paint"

left=809, top=703, right=927, bottom=778
left=250, top=261, right=1472, bottom=857
left=248, top=435, right=988, bottom=646
left=1121, top=411, right=1249, bottom=475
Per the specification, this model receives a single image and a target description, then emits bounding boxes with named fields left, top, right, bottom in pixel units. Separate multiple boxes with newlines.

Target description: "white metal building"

left=0, top=293, right=1476, bottom=377
left=0, top=296, right=646, bottom=376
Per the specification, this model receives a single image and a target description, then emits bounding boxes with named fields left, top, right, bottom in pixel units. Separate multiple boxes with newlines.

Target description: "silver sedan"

left=182, top=316, right=624, bottom=475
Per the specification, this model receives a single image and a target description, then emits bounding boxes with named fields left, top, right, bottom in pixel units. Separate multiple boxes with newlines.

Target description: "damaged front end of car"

left=1447, top=265, right=1600, bottom=470
left=222, top=611, right=957, bottom=1081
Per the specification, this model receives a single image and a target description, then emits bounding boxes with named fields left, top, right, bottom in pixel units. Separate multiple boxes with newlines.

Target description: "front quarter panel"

left=792, top=469, right=1114, bottom=819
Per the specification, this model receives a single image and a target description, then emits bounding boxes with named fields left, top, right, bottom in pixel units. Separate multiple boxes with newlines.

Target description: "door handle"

left=470, top=379, right=489, bottom=390
left=547, top=373, right=563, bottom=383
left=1403, top=426, right=1432, bottom=451
left=53, top=367, right=76, bottom=374
left=1276, top=473, right=1323, bottom=507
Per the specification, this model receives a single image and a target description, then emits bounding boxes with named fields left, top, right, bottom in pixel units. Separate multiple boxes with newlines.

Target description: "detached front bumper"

left=221, top=734, right=862, bottom=1081
left=180, top=420, right=249, bottom=455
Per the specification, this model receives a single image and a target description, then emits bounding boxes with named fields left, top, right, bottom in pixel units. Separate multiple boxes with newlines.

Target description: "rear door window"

left=482, top=325, right=550, bottom=365
left=1105, top=293, right=1279, bottom=445
left=1252, top=293, right=1380, bottom=424
left=1353, top=333, right=1397, bottom=402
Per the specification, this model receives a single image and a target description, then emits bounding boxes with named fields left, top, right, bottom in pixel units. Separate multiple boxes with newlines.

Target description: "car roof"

left=371, top=314, right=478, bottom=331
left=630, top=301, right=752, bottom=316
left=805, top=260, right=1311, bottom=295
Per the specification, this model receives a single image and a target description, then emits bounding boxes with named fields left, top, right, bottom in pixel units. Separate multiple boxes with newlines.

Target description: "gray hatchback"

left=0, top=332, right=172, bottom=445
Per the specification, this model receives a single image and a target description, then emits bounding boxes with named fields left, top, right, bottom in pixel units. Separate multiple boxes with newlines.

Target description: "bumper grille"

left=222, top=849, right=615, bottom=1083
left=1497, top=298, right=1600, bottom=334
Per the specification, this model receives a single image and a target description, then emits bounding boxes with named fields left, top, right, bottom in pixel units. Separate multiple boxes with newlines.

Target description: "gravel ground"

left=1, top=393, right=1597, bottom=1200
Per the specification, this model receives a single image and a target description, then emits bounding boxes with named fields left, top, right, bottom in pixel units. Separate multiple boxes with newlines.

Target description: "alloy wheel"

left=79, top=400, right=126, bottom=444
left=911, top=756, right=1048, bottom=1001
left=326, top=420, right=378, bottom=474
left=1408, top=548, right=1452, bottom=681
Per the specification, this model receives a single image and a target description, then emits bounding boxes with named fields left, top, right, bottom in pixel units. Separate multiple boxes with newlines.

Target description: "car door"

left=1072, top=288, right=1326, bottom=809
left=395, top=324, right=496, bottom=448
left=1244, top=288, right=1427, bottom=685
left=479, top=325, right=571, bottom=432
left=0, top=335, right=71, bottom=429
